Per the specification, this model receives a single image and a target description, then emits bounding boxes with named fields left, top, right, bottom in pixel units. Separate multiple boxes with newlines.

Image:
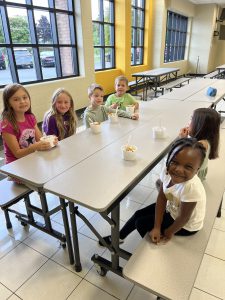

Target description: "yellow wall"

left=95, top=0, right=153, bottom=95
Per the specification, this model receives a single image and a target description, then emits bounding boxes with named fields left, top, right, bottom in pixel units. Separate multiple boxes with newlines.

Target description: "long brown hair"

left=1, top=83, right=32, bottom=133
left=190, top=108, right=220, bottom=159
left=44, top=88, right=77, bottom=140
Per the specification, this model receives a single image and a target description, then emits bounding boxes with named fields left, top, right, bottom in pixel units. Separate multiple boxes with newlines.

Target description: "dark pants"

left=120, top=203, right=197, bottom=239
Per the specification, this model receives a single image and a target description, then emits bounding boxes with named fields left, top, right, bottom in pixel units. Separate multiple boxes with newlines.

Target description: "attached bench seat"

left=204, top=70, right=219, bottom=79
left=128, top=79, right=145, bottom=99
left=160, top=77, right=191, bottom=94
left=123, top=127, right=225, bottom=300
left=0, top=178, right=32, bottom=228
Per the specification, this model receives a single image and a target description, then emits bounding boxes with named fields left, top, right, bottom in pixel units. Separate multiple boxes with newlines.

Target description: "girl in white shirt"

left=100, top=138, right=206, bottom=246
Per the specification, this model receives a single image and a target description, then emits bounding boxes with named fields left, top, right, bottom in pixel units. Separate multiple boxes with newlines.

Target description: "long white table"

left=43, top=100, right=210, bottom=274
left=0, top=99, right=214, bottom=274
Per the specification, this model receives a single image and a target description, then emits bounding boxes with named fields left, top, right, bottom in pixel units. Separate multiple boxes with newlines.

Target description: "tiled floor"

left=0, top=95, right=225, bottom=299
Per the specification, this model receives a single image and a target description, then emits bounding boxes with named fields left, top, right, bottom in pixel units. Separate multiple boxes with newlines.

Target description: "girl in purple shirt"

left=0, top=83, right=54, bottom=164
left=42, top=88, right=77, bottom=140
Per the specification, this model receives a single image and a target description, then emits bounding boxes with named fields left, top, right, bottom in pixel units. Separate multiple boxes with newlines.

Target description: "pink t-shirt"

left=0, top=114, right=37, bottom=164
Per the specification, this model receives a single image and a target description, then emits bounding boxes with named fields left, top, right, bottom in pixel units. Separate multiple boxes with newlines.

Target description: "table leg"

left=60, top=198, right=74, bottom=265
left=38, top=189, right=52, bottom=230
left=68, top=202, right=82, bottom=272
left=111, top=203, right=120, bottom=269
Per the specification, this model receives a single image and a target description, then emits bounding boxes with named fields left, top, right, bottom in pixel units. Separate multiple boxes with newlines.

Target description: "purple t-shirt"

left=0, top=114, right=36, bottom=164
left=42, top=114, right=70, bottom=140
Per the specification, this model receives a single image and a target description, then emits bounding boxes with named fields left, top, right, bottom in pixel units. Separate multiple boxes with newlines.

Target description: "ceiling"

left=189, top=0, right=225, bottom=6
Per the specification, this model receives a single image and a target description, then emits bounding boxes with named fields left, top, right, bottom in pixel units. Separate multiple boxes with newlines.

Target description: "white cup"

left=40, top=135, right=55, bottom=148
left=152, top=127, right=166, bottom=139
left=108, top=113, right=119, bottom=123
left=126, top=105, right=135, bottom=114
left=121, top=145, right=137, bottom=161
left=90, top=122, right=101, bottom=134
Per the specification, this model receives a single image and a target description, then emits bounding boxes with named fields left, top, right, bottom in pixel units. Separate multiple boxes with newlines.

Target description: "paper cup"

left=126, top=105, right=135, bottom=114
left=152, top=127, right=166, bottom=139
left=121, top=145, right=137, bottom=161
left=90, top=122, right=101, bottom=134
left=108, top=113, right=119, bottom=123
left=40, top=135, right=55, bottom=148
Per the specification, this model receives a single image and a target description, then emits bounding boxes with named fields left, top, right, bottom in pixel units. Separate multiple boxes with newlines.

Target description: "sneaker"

left=98, top=235, right=124, bottom=247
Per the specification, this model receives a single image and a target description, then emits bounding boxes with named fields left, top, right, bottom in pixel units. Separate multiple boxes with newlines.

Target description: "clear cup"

left=40, top=135, right=55, bottom=148
left=126, top=105, right=135, bottom=114
left=152, top=127, right=166, bottom=139
left=108, top=113, right=119, bottom=123
left=121, top=145, right=137, bottom=161
left=90, top=122, right=101, bottom=134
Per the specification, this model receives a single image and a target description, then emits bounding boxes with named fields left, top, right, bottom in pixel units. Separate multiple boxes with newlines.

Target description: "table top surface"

left=44, top=100, right=210, bottom=212
left=158, top=78, right=218, bottom=100
left=132, top=67, right=180, bottom=77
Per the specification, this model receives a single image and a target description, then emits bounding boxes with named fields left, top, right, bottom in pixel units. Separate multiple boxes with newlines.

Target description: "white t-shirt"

left=160, top=168, right=206, bottom=231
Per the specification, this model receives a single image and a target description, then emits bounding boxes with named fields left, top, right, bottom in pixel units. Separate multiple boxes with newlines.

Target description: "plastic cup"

left=121, top=145, right=137, bottom=161
left=40, top=135, right=55, bottom=148
left=90, top=122, right=101, bottom=134
left=108, top=113, right=119, bottom=123
left=152, top=127, right=166, bottom=139
left=126, top=105, right=135, bottom=114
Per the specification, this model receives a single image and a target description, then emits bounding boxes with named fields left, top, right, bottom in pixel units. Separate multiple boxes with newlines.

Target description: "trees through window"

left=0, top=0, right=79, bottom=87
left=91, top=0, right=115, bottom=71
left=131, top=0, right=145, bottom=66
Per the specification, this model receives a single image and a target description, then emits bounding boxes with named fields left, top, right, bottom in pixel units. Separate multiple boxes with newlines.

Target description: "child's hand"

left=162, top=228, right=174, bottom=243
left=35, top=140, right=52, bottom=151
left=111, top=103, right=119, bottom=109
left=53, top=136, right=58, bottom=146
left=131, top=113, right=139, bottom=120
left=149, top=228, right=161, bottom=244
left=179, top=126, right=189, bottom=138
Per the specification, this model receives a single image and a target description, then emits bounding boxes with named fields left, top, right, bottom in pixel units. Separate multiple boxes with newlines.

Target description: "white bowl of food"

left=108, top=113, right=119, bottom=123
left=90, top=122, right=101, bottom=134
left=126, top=105, right=135, bottom=114
left=121, top=145, right=137, bottom=161
left=40, top=135, right=55, bottom=148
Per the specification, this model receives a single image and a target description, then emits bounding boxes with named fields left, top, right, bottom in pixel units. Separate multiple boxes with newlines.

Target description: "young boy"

left=105, top=75, right=139, bottom=111
left=83, top=83, right=139, bottom=128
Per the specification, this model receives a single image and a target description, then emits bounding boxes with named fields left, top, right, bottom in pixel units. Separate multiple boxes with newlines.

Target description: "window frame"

left=164, top=10, right=188, bottom=63
left=0, top=0, right=79, bottom=88
left=92, top=0, right=115, bottom=71
left=131, top=0, right=145, bottom=66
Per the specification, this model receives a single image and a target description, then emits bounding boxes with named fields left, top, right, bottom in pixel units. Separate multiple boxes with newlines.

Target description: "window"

left=0, top=0, right=79, bottom=87
left=91, top=0, right=115, bottom=71
left=164, top=11, right=188, bottom=63
left=131, top=0, right=145, bottom=66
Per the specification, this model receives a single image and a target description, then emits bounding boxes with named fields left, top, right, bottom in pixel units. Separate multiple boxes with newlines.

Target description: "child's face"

left=90, top=88, right=104, bottom=107
left=55, top=93, right=71, bottom=115
left=9, top=88, right=30, bottom=114
left=168, top=148, right=201, bottom=184
left=115, top=80, right=127, bottom=96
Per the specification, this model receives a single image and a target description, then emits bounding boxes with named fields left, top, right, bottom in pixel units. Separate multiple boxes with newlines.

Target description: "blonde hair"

left=1, top=83, right=32, bottom=133
left=44, top=88, right=77, bottom=140
left=115, top=75, right=128, bottom=86
left=88, top=83, right=104, bottom=97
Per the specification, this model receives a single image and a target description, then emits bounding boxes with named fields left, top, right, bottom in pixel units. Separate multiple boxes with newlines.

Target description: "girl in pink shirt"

left=0, top=83, right=56, bottom=164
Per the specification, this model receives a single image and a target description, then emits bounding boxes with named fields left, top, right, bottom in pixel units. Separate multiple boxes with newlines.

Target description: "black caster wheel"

left=60, top=242, right=66, bottom=249
left=95, top=264, right=107, bottom=277
left=6, top=222, right=12, bottom=229
left=21, top=221, right=27, bottom=226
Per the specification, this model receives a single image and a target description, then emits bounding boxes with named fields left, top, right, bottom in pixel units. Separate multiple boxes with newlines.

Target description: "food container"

left=121, top=145, right=137, bottom=161
left=108, top=113, right=119, bottom=123
left=40, top=135, right=55, bottom=148
left=152, top=126, right=166, bottom=139
left=126, top=105, right=135, bottom=114
left=90, top=122, right=101, bottom=134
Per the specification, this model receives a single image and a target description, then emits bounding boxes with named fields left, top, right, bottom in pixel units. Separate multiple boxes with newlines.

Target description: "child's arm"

left=105, top=95, right=119, bottom=109
left=163, top=201, right=197, bottom=241
left=149, top=185, right=167, bottom=243
left=2, top=131, right=52, bottom=159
